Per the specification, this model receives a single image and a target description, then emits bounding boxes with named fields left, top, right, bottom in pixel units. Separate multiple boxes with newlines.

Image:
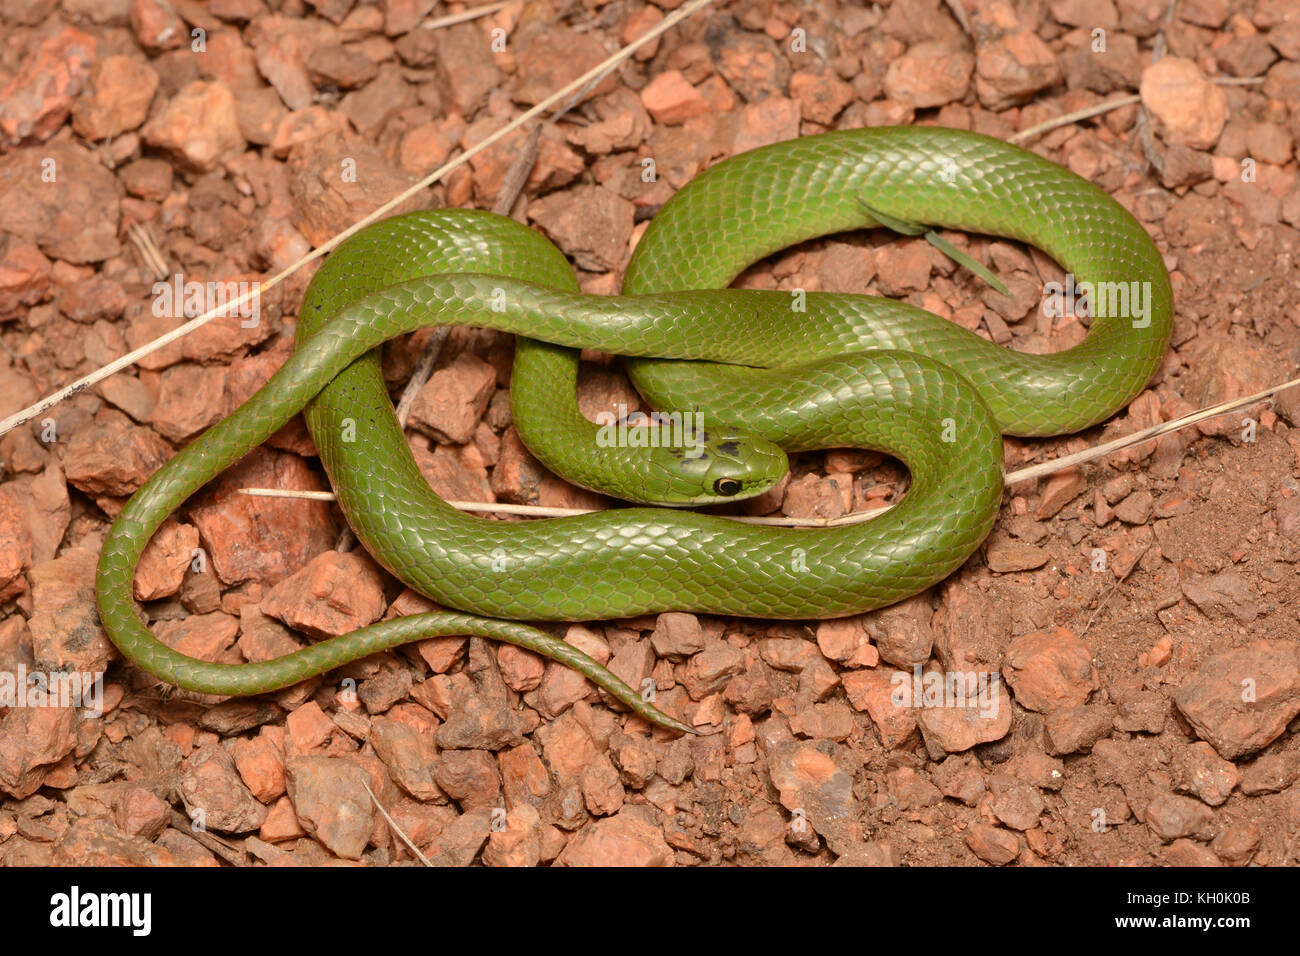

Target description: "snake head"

left=641, top=425, right=788, bottom=506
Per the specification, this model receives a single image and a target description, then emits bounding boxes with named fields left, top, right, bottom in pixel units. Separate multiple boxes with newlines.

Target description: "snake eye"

left=713, top=477, right=742, bottom=497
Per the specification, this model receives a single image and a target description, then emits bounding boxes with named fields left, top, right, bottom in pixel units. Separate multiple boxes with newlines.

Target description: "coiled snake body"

left=97, top=128, right=1172, bottom=733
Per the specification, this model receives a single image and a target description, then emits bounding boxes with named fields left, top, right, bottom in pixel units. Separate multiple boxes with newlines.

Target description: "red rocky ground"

left=0, top=0, right=1299, bottom=866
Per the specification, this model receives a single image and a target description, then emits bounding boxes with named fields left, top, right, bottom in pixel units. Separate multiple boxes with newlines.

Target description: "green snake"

left=96, top=128, right=1172, bottom=734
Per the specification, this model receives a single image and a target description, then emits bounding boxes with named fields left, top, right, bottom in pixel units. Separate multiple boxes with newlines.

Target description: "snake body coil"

left=96, top=128, right=1172, bottom=732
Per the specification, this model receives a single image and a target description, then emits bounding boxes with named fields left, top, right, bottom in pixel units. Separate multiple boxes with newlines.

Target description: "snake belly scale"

left=96, top=128, right=1172, bottom=732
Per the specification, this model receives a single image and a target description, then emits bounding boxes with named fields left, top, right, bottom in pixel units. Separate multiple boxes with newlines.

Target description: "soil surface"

left=1, top=0, right=1299, bottom=867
